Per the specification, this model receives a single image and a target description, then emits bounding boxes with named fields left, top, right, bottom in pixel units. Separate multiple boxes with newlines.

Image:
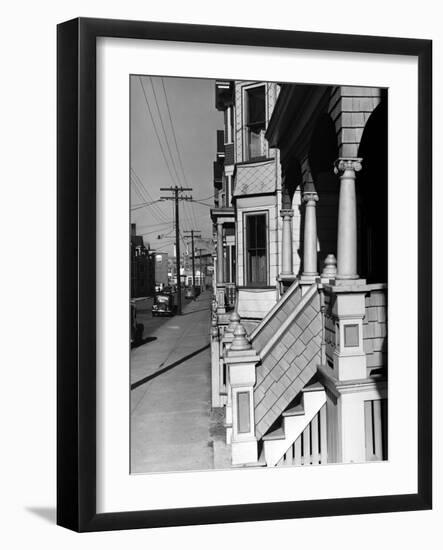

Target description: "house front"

left=210, top=80, right=388, bottom=468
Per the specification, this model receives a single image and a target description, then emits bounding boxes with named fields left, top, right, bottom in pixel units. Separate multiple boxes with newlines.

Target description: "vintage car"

left=152, top=292, right=176, bottom=316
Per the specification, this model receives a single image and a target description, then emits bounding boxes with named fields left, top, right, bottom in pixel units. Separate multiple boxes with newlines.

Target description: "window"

left=245, top=86, right=266, bottom=160
left=245, top=213, right=267, bottom=286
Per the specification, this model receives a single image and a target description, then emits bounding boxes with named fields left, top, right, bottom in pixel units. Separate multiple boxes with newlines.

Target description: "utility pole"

left=160, top=186, right=192, bottom=314
left=184, top=230, right=201, bottom=296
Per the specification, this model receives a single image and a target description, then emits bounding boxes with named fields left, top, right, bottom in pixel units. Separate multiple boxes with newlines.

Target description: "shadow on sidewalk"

left=131, top=336, right=157, bottom=350
left=182, top=307, right=209, bottom=316
left=131, top=343, right=210, bottom=391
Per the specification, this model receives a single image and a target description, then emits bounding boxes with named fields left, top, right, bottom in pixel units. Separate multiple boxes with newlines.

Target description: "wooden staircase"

left=252, top=282, right=323, bottom=440
left=262, top=381, right=327, bottom=467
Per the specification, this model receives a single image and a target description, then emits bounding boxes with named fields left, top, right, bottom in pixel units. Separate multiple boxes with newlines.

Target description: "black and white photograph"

left=130, top=75, right=388, bottom=474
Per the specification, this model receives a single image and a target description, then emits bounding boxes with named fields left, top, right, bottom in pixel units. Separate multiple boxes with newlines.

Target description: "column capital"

left=302, top=191, right=319, bottom=203
left=216, top=218, right=224, bottom=226
left=334, top=158, right=363, bottom=175
left=280, top=208, right=294, bottom=218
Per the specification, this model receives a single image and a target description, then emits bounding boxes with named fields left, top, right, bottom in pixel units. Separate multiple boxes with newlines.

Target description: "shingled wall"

left=253, top=288, right=322, bottom=439
left=363, top=288, right=387, bottom=372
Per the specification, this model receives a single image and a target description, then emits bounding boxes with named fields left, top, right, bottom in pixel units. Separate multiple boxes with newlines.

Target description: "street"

left=130, top=291, right=230, bottom=473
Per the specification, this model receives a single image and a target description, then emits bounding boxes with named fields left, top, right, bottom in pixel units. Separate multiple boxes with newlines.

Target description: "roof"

left=233, top=159, right=277, bottom=197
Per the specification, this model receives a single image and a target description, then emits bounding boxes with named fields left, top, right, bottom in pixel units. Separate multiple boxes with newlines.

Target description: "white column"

left=226, top=105, right=232, bottom=143
left=216, top=220, right=226, bottom=313
left=280, top=209, right=294, bottom=276
left=334, top=158, right=362, bottom=280
left=301, top=185, right=319, bottom=279
left=216, top=220, right=224, bottom=284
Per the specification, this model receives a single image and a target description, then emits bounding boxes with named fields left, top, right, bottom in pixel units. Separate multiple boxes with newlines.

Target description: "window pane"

left=246, top=214, right=267, bottom=285
left=247, top=86, right=265, bottom=125
left=248, top=129, right=264, bottom=159
left=256, top=214, right=266, bottom=248
left=246, top=214, right=256, bottom=249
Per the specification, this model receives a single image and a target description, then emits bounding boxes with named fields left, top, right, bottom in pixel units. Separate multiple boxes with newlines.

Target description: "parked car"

left=152, top=292, right=177, bottom=316
left=131, top=302, right=144, bottom=344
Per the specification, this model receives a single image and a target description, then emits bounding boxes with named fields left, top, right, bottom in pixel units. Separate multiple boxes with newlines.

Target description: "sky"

left=130, top=75, right=223, bottom=257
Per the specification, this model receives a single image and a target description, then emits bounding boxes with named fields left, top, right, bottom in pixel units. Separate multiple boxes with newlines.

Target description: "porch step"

left=262, top=384, right=327, bottom=466
left=302, top=381, right=324, bottom=393
left=282, top=403, right=304, bottom=417
left=262, top=427, right=285, bottom=441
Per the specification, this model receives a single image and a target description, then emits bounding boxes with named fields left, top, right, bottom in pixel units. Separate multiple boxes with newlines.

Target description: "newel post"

left=222, top=309, right=240, bottom=443
left=224, top=322, right=259, bottom=465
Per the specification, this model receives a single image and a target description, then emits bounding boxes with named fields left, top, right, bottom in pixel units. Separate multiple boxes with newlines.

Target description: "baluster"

left=381, top=399, right=388, bottom=460
left=311, top=413, right=320, bottom=465
left=294, top=437, right=302, bottom=466
left=286, top=445, right=294, bottom=465
left=302, top=426, right=310, bottom=465
left=373, top=400, right=383, bottom=460
left=320, top=404, right=328, bottom=464
left=364, top=400, right=374, bottom=460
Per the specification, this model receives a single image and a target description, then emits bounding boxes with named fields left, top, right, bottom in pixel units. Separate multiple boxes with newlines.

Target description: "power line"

left=161, top=77, right=190, bottom=189
left=130, top=199, right=163, bottom=211
left=131, top=176, right=165, bottom=225
left=149, top=77, right=183, bottom=188
left=138, top=76, right=180, bottom=188
left=131, top=169, right=169, bottom=223
left=159, top=78, right=201, bottom=232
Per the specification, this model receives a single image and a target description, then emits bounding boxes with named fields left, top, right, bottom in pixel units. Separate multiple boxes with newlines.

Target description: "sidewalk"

left=131, top=292, right=229, bottom=473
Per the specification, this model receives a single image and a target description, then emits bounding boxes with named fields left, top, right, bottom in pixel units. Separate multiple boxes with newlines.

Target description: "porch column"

left=217, top=220, right=224, bottom=284
left=280, top=209, right=294, bottom=276
left=301, top=182, right=319, bottom=279
left=216, top=220, right=226, bottom=313
left=226, top=105, right=232, bottom=143
left=334, top=158, right=362, bottom=280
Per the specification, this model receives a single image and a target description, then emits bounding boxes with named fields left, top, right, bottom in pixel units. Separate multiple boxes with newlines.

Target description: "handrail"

left=250, top=278, right=300, bottom=342
left=259, top=282, right=318, bottom=359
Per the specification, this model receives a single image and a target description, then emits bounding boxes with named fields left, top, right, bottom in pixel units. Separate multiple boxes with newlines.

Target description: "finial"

left=230, top=322, right=251, bottom=351
left=225, top=309, right=240, bottom=334
left=321, top=254, right=337, bottom=279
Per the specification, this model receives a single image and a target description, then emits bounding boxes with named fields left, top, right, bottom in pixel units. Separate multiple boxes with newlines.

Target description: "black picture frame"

left=57, top=17, right=432, bottom=532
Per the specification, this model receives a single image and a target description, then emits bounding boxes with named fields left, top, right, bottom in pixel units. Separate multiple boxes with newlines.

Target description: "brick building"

left=130, top=223, right=155, bottom=298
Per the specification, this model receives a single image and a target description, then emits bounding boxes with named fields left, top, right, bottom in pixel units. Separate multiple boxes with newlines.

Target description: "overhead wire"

left=138, top=76, right=180, bottom=188
left=159, top=77, right=200, bottom=232
left=131, top=169, right=169, bottom=224
left=149, top=77, right=183, bottom=188
left=131, top=175, right=165, bottom=225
